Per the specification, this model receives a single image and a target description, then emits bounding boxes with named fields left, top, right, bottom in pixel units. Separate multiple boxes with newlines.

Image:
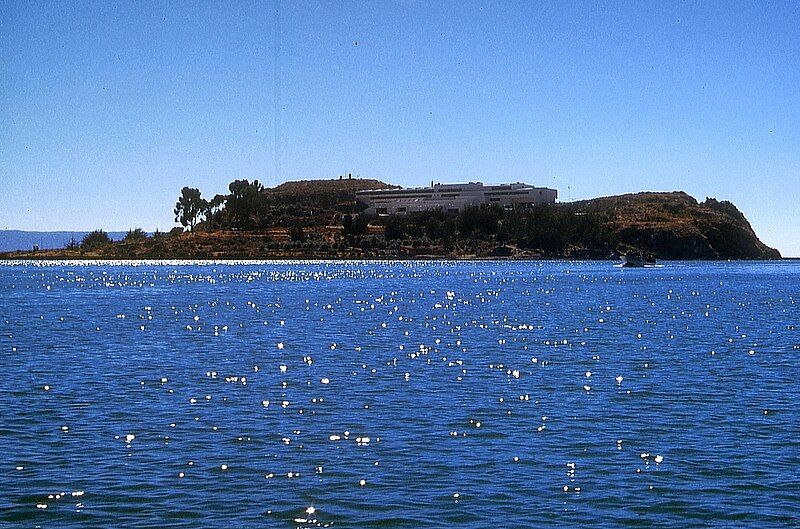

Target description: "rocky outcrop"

left=570, top=192, right=780, bottom=259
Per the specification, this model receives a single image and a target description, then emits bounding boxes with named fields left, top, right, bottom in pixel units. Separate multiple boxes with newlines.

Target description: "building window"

left=376, top=207, right=388, bottom=214
left=448, top=208, right=459, bottom=214
left=396, top=207, right=407, bottom=213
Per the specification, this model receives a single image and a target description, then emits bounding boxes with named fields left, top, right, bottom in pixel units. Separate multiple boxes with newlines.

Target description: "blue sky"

left=1, top=1, right=798, bottom=255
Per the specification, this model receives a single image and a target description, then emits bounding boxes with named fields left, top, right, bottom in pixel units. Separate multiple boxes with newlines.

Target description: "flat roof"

left=357, top=182, right=555, bottom=195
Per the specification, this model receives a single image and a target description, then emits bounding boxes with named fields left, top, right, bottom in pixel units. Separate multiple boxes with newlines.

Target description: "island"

left=1, top=178, right=780, bottom=260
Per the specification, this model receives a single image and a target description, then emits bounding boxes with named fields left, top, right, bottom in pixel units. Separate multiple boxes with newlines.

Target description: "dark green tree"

left=289, top=224, right=307, bottom=242
left=457, top=205, right=503, bottom=237
left=174, top=187, right=207, bottom=232
left=383, top=216, right=406, bottom=240
left=342, top=214, right=369, bottom=238
left=226, top=179, right=264, bottom=230
left=81, top=230, right=112, bottom=250
left=123, top=228, right=148, bottom=242
left=204, top=194, right=226, bottom=231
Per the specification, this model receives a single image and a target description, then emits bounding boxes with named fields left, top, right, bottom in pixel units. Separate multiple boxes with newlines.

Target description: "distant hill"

left=0, top=231, right=130, bottom=252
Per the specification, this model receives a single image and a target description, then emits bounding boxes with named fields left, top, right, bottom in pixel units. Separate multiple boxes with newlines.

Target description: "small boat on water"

left=619, top=252, right=657, bottom=268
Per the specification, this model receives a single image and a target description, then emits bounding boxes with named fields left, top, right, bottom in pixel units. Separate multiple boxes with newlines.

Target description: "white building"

left=356, top=182, right=557, bottom=216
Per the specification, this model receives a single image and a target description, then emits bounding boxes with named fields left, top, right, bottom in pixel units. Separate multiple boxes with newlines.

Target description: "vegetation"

left=80, top=230, right=112, bottom=251
left=225, top=179, right=264, bottom=230
left=123, top=228, right=148, bottom=242
left=174, top=187, right=206, bottom=232
left=0, top=178, right=780, bottom=260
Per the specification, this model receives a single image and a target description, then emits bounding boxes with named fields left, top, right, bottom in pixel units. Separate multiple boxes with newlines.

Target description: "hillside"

left=1, top=180, right=780, bottom=260
left=206, top=178, right=397, bottom=230
left=564, top=192, right=780, bottom=259
left=258, top=178, right=397, bottom=226
left=269, top=178, right=395, bottom=195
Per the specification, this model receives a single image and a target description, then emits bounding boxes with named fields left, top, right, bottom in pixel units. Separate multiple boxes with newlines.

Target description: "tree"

left=457, top=205, right=503, bottom=237
left=174, top=187, right=207, bottom=232
left=226, top=179, right=264, bottom=230
left=81, top=230, right=112, bottom=251
left=289, top=224, right=307, bottom=242
left=496, top=220, right=510, bottom=244
left=123, top=228, right=148, bottom=243
left=342, top=214, right=369, bottom=238
left=204, top=194, right=226, bottom=231
left=383, top=216, right=406, bottom=240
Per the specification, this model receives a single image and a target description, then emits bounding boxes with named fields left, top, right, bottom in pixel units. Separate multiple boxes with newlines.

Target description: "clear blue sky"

left=1, top=1, right=798, bottom=255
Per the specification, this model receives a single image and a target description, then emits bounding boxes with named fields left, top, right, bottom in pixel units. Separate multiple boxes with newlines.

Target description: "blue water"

left=1, top=260, right=798, bottom=528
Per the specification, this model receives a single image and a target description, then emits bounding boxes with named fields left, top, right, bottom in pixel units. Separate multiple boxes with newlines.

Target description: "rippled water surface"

left=1, top=260, right=799, bottom=528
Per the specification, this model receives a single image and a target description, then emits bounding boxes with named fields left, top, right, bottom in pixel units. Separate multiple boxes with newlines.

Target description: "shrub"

left=123, top=228, right=148, bottom=243
left=81, top=230, right=112, bottom=251
left=289, top=225, right=307, bottom=242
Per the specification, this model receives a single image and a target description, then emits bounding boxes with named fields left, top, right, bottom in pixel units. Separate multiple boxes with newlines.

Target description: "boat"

left=620, top=252, right=657, bottom=268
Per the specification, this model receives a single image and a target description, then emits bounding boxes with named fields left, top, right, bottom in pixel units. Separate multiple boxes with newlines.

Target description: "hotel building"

left=356, top=182, right=557, bottom=216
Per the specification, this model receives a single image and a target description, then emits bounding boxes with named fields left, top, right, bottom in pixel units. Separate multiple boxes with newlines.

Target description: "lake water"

left=1, top=260, right=798, bottom=528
